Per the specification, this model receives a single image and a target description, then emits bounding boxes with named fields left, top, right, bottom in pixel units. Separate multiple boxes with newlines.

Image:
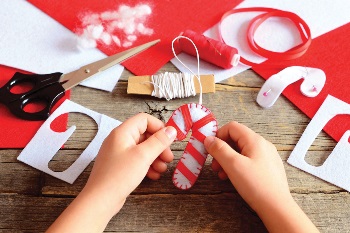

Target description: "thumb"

left=136, top=126, right=177, bottom=164
left=204, top=136, right=243, bottom=172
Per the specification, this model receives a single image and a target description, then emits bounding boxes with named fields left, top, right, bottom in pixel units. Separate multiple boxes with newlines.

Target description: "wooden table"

left=1, top=63, right=349, bottom=232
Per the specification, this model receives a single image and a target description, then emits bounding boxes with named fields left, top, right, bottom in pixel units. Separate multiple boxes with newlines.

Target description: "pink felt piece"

left=252, top=23, right=350, bottom=142
left=0, top=65, right=69, bottom=148
left=28, top=0, right=242, bottom=75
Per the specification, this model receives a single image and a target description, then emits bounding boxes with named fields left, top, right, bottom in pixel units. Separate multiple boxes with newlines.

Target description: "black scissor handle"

left=0, top=72, right=65, bottom=121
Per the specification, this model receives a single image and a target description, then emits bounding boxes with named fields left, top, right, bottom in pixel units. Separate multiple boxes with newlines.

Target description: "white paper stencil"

left=171, top=0, right=350, bottom=83
left=287, top=95, right=350, bottom=191
left=257, top=66, right=326, bottom=108
left=17, top=100, right=121, bottom=183
left=0, top=0, right=123, bottom=92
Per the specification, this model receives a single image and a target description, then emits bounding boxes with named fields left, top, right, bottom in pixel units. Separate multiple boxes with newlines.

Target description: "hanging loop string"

left=172, top=36, right=203, bottom=105
left=219, top=7, right=312, bottom=67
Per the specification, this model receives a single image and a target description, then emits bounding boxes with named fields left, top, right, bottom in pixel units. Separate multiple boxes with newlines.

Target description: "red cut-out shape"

left=50, top=113, right=69, bottom=133
left=166, top=103, right=217, bottom=190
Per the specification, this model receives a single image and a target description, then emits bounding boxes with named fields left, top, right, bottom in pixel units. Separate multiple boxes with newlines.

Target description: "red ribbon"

left=220, top=7, right=312, bottom=66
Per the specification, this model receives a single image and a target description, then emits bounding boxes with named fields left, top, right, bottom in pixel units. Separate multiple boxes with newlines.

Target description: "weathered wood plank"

left=1, top=192, right=349, bottom=233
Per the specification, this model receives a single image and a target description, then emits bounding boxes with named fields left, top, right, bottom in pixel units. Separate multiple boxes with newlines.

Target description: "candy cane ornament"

left=167, top=35, right=218, bottom=190
left=166, top=103, right=217, bottom=190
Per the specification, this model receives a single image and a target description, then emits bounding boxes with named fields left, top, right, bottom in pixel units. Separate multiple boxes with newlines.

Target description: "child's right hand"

left=204, top=121, right=319, bottom=233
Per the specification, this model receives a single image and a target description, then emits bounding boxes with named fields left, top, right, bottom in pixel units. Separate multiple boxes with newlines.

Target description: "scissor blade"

left=61, top=39, right=160, bottom=90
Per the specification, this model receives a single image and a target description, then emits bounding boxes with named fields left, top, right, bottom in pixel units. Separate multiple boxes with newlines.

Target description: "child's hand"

left=83, top=113, right=177, bottom=214
left=47, top=113, right=177, bottom=232
left=204, top=121, right=290, bottom=212
left=204, top=121, right=319, bottom=233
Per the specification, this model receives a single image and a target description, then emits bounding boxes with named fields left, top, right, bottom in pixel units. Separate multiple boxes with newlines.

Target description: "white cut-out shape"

left=256, top=66, right=326, bottom=108
left=17, top=100, right=121, bottom=184
left=287, top=95, right=350, bottom=191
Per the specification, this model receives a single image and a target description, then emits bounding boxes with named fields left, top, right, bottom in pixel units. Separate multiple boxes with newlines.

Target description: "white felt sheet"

left=17, top=100, right=122, bottom=184
left=288, top=95, right=350, bottom=192
left=0, top=0, right=124, bottom=92
left=171, top=0, right=350, bottom=83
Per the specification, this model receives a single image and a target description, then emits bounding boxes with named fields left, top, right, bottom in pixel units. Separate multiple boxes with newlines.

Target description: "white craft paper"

left=257, top=66, right=326, bottom=108
left=171, top=0, right=350, bottom=83
left=287, top=95, right=350, bottom=192
left=17, top=100, right=122, bottom=184
left=0, top=0, right=124, bottom=92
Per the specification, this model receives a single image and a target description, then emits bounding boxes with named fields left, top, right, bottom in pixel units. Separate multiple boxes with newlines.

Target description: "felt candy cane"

left=166, top=103, right=217, bottom=190
left=167, top=35, right=218, bottom=190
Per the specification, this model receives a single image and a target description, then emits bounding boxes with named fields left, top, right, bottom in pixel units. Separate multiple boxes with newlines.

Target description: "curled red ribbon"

left=220, top=7, right=312, bottom=66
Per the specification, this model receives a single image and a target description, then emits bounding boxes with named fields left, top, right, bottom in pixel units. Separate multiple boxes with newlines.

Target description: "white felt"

left=287, top=95, right=350, bottom=192
left=257, top=66, right=326, bottom=108
left=17, top=100, right=121, bottom=184
left=171, top=0, right=350, bottom=83
left=0, top=0, right=123, bottom=92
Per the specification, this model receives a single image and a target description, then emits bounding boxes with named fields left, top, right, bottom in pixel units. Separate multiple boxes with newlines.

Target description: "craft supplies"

left=77, top=4, right=154, bottom=50
left=178, top=30, right=240, bottom=69
left=127, top=74, right=215, bottom=100
left=253, top=22, right=350, bottom=142
left=165, top=35, right=217, bottom=190
left=288, top=95, right=350, bottom=192
left=0, top=0, right=123, bottom=92
left=220, top=7, right=311, bottom=66
left=18, top=100, right=121, bottom=184
left=257, top=66, right=326, bottom=108
left=0, top=40, right=159, bottom=121
left=28, top=0, right=243, bottom=75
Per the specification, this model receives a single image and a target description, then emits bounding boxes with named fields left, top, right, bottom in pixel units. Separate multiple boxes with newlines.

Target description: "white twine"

left=150, top=72, right=196, bottom=101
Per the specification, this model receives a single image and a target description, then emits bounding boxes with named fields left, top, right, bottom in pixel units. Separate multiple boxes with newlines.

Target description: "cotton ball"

left=137, top=23, right=153, bottom=35
left=77, top=36, right=97, bottom=50
left=127, top=35, right=137, bottom=42
left=112, top=35, right=121, bottom=47
left=85, top=24, right=104, bottom=39
left=134, top=4, right=152, bottom=17
left=100, top=11, right=119, bottom=21
left=122, top=41, right=133, bottom=47
left=119, top=5, right=134, bottom=19
left=100, top=32, right=112, bottom=45
left=82, top=13, right=101, bottom=26
left=124, top=20, right=136, bottom=34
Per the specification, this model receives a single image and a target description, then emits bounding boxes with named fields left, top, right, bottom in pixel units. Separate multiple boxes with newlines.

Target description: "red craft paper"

left=27, top=0, right=242, bottom=75
left=252, top=23, right=350, bottom=142
left=0, top=65, right=69, bottom=148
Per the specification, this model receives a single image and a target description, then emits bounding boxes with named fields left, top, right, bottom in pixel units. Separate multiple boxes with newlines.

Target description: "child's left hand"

left=84, top=113, right=177, bottom=214
left=47, top=113, right=177, bottom=233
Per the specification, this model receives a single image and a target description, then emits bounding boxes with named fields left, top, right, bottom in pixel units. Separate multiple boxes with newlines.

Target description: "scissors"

left=0, top=39, right=160, bottom=121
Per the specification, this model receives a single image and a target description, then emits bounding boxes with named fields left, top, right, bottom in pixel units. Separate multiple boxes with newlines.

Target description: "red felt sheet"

left=0, top=65, right=69, bottom=148
left=28, top=0, right=242, bottom=75
left=252, top=23, right=350, bottom=142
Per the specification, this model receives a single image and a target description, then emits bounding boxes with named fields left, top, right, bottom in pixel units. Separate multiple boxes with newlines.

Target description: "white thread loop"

left=150, top=72, right=196, bottom=100
left=172, top=36, right=203, bottom=105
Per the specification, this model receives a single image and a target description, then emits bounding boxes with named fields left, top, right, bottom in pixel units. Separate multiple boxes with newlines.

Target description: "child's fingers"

left=218, top=170, right=228, bottom=180
left=147, top=167, right=161, bottom=180
left=204, top=136, right=247, bottom=175
left=216, top=121, right=262, bottom=157
left=135, top=126, right=177, bottom=165
left=211, top=158, right=222, bottom=172
left=151, top=158, right=168, bottom=173
left=159, top=148, right=174, bottom=163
